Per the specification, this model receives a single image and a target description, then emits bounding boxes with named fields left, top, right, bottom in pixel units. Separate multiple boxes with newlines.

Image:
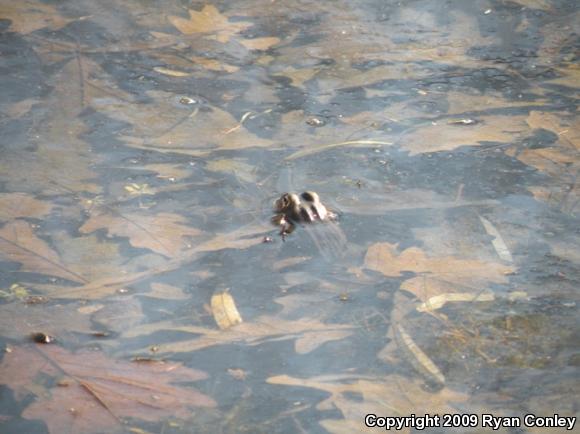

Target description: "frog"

left=271, top=191, right=338, bottom=239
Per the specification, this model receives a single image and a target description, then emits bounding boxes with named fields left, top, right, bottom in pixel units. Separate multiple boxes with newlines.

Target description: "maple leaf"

left=1, top=345, right=215, bottom=434
left=169, top=5, right=252, bottom=43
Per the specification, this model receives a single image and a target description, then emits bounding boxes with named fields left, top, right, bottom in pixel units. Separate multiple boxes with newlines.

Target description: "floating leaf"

left=211, top=291, right=243, bottom=329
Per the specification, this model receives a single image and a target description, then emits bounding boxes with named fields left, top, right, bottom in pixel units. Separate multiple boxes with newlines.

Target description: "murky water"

left=0, top=0, right=579, bottom=433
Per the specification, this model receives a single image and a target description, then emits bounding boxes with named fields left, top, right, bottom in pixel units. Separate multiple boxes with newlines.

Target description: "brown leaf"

left=0, top=301, right=95, bottom=341
left=0, top=0, right=72, bottom=34
left=364, top=242, right=513, bottom=302
left=267, top=374, right=468, bottom=434
left=0, top=220, right=86, bottom=283
left=0, top=193, right=53, bottom=221
left=0, top=345, right=215, bottom=434
left=239, top=37, right=280, bottom=51
left=400, top=115, right=528, bottom=155
left=526, top=111, right=579, bottom=150
left=79, top=211, right=201, bottom=258
left=168, top=5, right=252, bottom=43
left=46, top=223, right=268, bottom=300
left=125, top=316, right=353, bottom=355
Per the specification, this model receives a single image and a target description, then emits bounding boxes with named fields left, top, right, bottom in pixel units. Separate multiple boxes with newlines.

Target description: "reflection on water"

left=0, top=0, right=579, bottom=432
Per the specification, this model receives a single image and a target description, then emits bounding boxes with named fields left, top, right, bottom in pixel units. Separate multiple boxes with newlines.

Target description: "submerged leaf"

left=364, top=242, right=513, bottom=302
left=169, top=5, right=252, bottom=43
left=0, top=345, right=215, bottom=434
left=211, top=291, right=243, bottom=329
left=0, top=193, right=53, bottom=221
left=0, top=221, right=86, bottom=283
left=79, top=212, right=201, bottom=258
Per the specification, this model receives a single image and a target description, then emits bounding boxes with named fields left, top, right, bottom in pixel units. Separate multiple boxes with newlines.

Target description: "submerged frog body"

left=272, top=191, right=336, bottom=238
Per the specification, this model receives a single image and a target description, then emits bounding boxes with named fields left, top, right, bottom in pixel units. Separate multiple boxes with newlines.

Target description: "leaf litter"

left=0, top=345, right=215, bottom=434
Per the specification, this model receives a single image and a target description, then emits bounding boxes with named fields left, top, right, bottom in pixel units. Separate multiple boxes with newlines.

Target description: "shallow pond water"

left=0, top=0, right=579, bottom=433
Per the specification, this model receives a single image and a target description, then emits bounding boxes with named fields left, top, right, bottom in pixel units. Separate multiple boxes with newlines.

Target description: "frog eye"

left=300, top=192, right=315, bottom=202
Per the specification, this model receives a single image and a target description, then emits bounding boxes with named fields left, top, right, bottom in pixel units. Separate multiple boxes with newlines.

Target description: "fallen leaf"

left=0, top=345, right=215, bottom=434
left=79, top=211, right=201, bottom=258
left=0, top=193, right=53, bottom=221
left=0, top=220, right=86, bottom=283
left=189, top=56, right=239, bottom=73
left=205, top=159, right=257, bottom=183
left=153, top=67, right=191, bottom=77
left=211, top=291, right=243, bottom=329
left=267, top=374, right=468, bottom=434
left=400, top=115, right=527, bottom=155
left=239, top=37, right=280, bottom=51
left=479, top=216, right=514, bottom=262
left=145, top=283, right=189, bottom=300
left=526, top=111, right=579, bottom=150
left=125, top=316, right=353, bottom=355
left=168, top=5, right=252, bottom=43
left=394, top=324, right=445, bottom=385
left=364, top=242, right=513, bottom=302
left=0, top=302, right=95, bottom=340
left=416, top=292, right=495, bottom=313
left=0, top=0, right=72, bottom=34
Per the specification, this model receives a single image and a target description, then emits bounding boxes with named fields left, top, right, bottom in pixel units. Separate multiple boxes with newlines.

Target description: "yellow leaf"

left=168, top=5, right=252, bottom=43
left=153, top=67, right=191, bottom=77
left=211, top=291, right=243, bottom=329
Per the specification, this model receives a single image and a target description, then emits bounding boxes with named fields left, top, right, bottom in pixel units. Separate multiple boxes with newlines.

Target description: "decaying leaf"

left=169, top=5, right=252, bottom=43
left=0, top=0, right=72, bottom=34
left=400, top=115, right=528, bottom=155
left=416, top=292, right=495, bottom=313
left=79, top=211, right=201, bottom=258
left=0, top=193, right=53, bottom=221
left=145, top=283, right=189, bottom=300
left=125, top=316, right=353, bottom=356
left=479, top=216, right=514, bottom=262
left=0, top=345, right=215, bottom=434
left=394, top=324, right=445, bottom=385
left=211, top=291, right=243, bottom=329
left=0, top=220, right=86, bottom=283
left=364, top=242, right=514, bottom=302
left=239, top=37, right=280, bottom=51
left=267, top=374, right=468, bottom=434
left=153, top=67, right=192, bottom=77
